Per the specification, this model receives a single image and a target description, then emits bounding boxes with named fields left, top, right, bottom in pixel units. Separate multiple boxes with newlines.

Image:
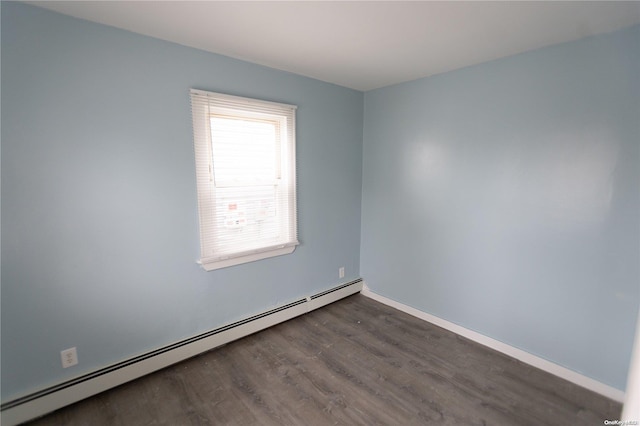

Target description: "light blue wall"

left=362, top=25, right=640, bottom=391
left=1, top=2, right=363, bottom=402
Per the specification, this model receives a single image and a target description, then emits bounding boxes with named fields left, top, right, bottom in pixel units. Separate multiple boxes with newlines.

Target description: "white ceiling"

left=28, top=1, right=640, bottom=91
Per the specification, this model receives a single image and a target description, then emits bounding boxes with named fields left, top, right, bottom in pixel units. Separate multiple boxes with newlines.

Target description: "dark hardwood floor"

left=26, top=294, right=621, bottom=425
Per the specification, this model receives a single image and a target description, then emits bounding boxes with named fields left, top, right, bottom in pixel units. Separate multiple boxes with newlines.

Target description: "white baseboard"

left=1, top=279, right=363, bottom=426
left=360, top=282, right=625, bottom=403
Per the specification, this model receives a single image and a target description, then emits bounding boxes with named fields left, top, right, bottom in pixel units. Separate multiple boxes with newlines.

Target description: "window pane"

left=210, top=116, right=278, bottom=184
left=213, top=185, right=281, bottom=254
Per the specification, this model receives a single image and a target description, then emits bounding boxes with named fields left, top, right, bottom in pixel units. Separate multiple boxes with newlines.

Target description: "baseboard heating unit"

left=1, top=279, right=363, bottom=426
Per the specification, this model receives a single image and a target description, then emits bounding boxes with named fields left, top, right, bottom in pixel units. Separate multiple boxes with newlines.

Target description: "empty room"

left=2, top=1, right=639, bottom=425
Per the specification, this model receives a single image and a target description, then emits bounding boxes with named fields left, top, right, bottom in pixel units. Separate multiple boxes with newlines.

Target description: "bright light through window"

left=210, top=116, right=279, bottom=184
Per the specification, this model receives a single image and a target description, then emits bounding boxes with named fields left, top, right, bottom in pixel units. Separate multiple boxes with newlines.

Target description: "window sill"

left=198, top=245, right=296, bottom=271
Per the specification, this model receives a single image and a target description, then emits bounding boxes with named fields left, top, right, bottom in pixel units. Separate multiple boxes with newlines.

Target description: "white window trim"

left=198, top=245, right=296, bottom=271
left=190, top=89, right=299, bottom=271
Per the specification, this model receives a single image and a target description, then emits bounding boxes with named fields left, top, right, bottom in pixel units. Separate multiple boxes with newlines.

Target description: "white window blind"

left=190, top=89, right=298, bottom=270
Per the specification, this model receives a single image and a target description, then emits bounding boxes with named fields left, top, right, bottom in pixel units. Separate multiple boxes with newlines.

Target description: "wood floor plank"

left=25, top=294, right=622, bottom=425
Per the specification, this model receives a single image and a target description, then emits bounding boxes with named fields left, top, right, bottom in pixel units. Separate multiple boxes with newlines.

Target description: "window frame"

left=190, top=89, right=298, bottom=271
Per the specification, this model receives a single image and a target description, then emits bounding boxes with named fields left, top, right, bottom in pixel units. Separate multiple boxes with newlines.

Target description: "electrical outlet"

left=339, top=267, right=345, bottom=279
left=61, top=347, right=78, bottom=368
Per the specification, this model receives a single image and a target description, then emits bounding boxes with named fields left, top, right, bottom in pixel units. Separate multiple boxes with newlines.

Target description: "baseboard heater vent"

left=1, top=279, right=363, bottom=426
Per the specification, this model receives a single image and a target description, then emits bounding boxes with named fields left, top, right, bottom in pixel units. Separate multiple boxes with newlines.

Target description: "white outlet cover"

left=61, top=347, right=78, bottom=368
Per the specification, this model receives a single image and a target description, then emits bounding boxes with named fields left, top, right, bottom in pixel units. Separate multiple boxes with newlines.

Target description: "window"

left=190, top=89, right=298, bottom=270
